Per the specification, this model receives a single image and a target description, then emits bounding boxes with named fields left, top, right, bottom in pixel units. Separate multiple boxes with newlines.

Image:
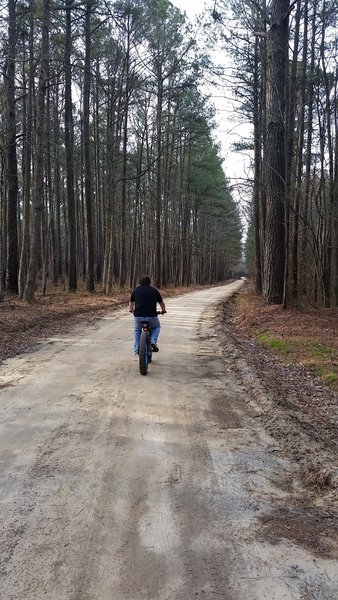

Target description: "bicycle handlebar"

left=129, top=310, right=167, bottom=315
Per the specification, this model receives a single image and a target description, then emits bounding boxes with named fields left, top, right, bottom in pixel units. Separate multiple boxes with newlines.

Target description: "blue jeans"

left=133, top=316, right=160, bottom=353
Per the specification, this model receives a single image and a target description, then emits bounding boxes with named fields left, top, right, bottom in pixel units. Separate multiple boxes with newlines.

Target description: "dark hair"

left=140, top=276, right=151, bottom=286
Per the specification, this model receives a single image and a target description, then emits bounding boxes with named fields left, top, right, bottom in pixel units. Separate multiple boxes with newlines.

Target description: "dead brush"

left=300, top=463, right=335, bottom=490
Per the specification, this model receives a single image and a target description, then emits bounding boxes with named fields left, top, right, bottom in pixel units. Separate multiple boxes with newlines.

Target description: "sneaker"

left=151, top=343, right=159, bottom=352
left=133, top=351, right=139, bottom=360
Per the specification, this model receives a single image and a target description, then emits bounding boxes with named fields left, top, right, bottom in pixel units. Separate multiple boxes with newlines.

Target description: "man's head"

left=140, top=276, right=151, bottom=286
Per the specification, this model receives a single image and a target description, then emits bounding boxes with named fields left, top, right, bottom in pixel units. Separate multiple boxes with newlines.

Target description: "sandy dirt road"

left=0, top=281, right=337, bottom=600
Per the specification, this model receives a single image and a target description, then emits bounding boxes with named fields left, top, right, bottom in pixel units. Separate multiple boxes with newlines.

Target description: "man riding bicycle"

left=129, top=276, right=166, bottom=356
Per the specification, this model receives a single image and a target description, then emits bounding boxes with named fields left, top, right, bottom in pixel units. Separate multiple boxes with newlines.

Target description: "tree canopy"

left=0, top=0, right=243, bottom=301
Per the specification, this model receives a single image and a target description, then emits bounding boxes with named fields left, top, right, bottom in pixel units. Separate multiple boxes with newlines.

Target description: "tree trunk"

left=334, top=66, right=338, bottom=305
left=155, top=74, right=163, bottom=287
left=5, top=0, right=19, bottom=294
left=284, top=0, right=301, bottom=306
left=263, top=0, right=289, bottom=305
left=291, top=0, right=307, bottom=304
left=253, top=34, right=263, bottom=294
left=83, top=0, right=95, bottom=292
left=65, top=0, right=77, bottom=292
left=24, top=0, right=50, bottom=302
left=119, top=17, right=131, bottom=287
left=19, top=14, right=34, bottom=298
left=300, top=2, right=316, bottom=300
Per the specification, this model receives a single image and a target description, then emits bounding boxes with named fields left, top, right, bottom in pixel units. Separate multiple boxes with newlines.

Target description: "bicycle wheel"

left=139, top=331, right=149, bottom=375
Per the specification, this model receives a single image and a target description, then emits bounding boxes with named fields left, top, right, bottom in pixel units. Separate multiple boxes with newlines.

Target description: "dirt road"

left=0, top=281, right=337, bottom=600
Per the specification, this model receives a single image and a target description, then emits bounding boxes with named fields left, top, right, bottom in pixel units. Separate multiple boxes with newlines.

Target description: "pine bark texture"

left=263, top=0, right=289, bottom=305
left=24, top=0, right=50, bottom=303
left=5, top=0, right=19, bottom=294
left=65, top=0, right=77, bottom=292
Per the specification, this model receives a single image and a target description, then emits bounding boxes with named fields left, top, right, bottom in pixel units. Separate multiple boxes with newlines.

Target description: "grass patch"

left=314, top=366, right=338, bottom=384
left=257, top=333, right=290, bottom=354
left=258, top=334, right=338, bottom=387
left=309, top=343, right=334, bottom=359
left=236, top=285, right=338, bottom=391
left=299, top=342, right=338, bottom=386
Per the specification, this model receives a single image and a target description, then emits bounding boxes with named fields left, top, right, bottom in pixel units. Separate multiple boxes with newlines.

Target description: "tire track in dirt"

left=0, top=281, right=337, bottom=599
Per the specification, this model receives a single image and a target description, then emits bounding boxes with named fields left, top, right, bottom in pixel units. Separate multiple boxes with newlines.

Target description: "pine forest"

left=0, top=0, right=337, bottom=307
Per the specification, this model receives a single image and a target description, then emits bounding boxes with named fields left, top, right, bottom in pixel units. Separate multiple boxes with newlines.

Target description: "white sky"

left=171, top=0, right=252, bottom=217
left=171, top=0, right=203, bottom=19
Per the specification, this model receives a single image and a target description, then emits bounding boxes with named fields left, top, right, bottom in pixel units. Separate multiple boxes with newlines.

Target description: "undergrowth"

left=236, top=285, right=338, bottom=392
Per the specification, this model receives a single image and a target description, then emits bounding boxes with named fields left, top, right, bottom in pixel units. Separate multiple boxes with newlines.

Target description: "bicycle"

left=138, top=311, right=165, bottom=376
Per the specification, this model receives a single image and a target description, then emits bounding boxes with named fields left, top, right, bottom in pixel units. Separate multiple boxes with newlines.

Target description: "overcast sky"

left=171, top=0, right=203, bottom=19
left=170, top=0, right=251, bottom=215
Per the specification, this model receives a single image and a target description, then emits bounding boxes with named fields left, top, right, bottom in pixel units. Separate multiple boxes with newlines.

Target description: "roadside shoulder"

left=217, top=293, right=338, bottom=493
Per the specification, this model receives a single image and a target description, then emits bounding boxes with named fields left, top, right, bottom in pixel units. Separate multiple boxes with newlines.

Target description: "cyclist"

left=129, top=276, right=166, bottom=356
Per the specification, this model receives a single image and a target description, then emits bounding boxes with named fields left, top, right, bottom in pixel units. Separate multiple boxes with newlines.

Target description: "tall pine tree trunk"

left=284, top=0, right=301, bottom=306
left=83, top=0, right=95, bottom=291
left=253, top=34, right=263, bottom=294
left=119, top=18, right=131, bottom=287
left=5, top=0, right=19, bottom=293
left=263, top=0, right=289, bottom=304
left=19, top=15, right=34, bottom=298
left=334, top=69, right=338, bottom=304
left=291, top=0, right=307, bottom=303
left=155, top=74, right=163, bottom=287
left=301, top=2, right=316, bottom=299
left=65, top=0, right=77, bottom=291
left=24, top=0, right=50, bottom=302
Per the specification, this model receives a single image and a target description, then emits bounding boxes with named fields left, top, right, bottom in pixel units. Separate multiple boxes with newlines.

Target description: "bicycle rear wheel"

left=139, top=331, right=149, bottom=375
